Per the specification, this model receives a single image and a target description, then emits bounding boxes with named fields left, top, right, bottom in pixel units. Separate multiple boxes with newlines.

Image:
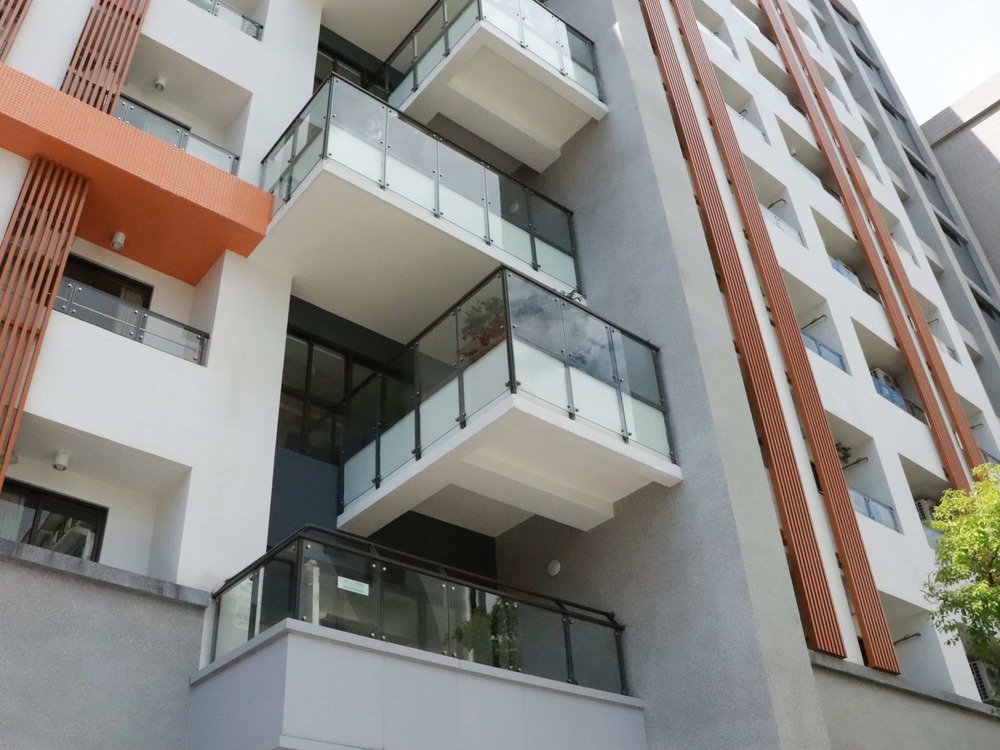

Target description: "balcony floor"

left=339, top=387, right=682, bottom=537
left=397, top=21, right=607, bottom=172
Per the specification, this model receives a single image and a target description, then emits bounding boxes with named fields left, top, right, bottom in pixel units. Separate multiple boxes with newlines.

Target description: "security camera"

left=52, top=450, right=69, bottom=472
left=154, top=76, right=167, bottom=92
left=111, top=231, right=126, bottom=251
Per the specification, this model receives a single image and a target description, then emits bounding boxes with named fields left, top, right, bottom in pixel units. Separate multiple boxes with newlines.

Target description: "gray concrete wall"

left=498, top=0, right=832, bottom=748
left=0, top=542, right=207, bottom=750
left=812, top=656, right=998, bottom=749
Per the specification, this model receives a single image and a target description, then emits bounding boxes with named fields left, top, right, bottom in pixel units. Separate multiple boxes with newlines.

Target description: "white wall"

left=22, top=251, right=291, bottom=590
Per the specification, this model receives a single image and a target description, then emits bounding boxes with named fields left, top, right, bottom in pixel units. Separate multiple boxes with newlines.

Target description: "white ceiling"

left=320, top=0, right=437, bottom=60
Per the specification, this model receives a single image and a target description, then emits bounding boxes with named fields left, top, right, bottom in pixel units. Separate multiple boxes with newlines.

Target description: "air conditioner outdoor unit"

left=870, top=367, right=898, bottom=390
left=914, top=498, right=939, bottom=522
left=970, top=660, right=999, bottom=703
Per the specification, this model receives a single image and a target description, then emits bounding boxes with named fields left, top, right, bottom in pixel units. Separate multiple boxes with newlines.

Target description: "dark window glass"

left=277, top=333, right=376, bottom=464
left=0, top=481, right=106, bottom=561
left=315, top=50, right=364, bottom=90
left=64, top=255, right=153, bottom=308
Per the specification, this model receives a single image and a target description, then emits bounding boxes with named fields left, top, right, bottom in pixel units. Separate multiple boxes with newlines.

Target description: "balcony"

left=801, top=329, right=846, bottom=371
left=933, top=336, right=959, bottom=362
left=849, top=487, right=900, bottom=532
left=872, top=377, right=927, bottom=424
left=762, top=205, right=804, bottom=244
left=54, top=278, right=208, bottom=364
left=338, top=269, right=680, bottom=537
left=187, top=0, right=263, bottom=40
left=376, top=0, right=607, bottom=171
left=254, top=76, right=579, bottom=341
left=114, top=96, right=240, bottom=175
left=194, top=528, right=646, bottom=750
left=830, top=257, right=882, bottom=303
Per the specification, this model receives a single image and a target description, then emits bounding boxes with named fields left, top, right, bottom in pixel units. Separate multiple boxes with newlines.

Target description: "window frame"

left=0, top=480, right=108, bottom=562
left=64, top=254, right=154, bottom=308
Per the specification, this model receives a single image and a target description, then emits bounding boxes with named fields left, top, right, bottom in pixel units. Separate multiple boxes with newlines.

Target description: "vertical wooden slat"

left=61, top=0, right=150, bottom=114
left=764, top=0, right=981, bottom=479
left=657, top=0, right=902, bottom=673
left=0, top=158, right=89, bottom=487
left=640, top=0, right=847, bottom=657
left=0, top=0, right=33, bottom=62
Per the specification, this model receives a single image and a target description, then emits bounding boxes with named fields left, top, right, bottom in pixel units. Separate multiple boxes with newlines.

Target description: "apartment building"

left=0, top=0, right=998, bottom=748
left=925, top=73, right=1000, bottom=283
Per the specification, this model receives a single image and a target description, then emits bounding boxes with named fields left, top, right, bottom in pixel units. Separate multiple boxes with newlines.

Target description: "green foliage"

left=924, top=465, right=1000, bottom=669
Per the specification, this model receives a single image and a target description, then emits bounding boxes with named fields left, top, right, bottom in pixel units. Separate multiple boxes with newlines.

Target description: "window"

left=315, top=50, right=364, bottom=91
left=277, top=333, right=377, bottom=464
left=0, top=481, right=106, bottom=561
left=64, top=255, right=152, bottom=308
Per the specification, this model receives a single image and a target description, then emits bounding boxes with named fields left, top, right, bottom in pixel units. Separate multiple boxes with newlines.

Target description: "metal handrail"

left=214, top=525, right=621, bottom=627
left=258, top=73, right=574, bottom=219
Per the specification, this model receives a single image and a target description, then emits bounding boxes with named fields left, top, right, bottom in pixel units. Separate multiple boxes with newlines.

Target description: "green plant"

left=924, top=465, right=1000, bottom=692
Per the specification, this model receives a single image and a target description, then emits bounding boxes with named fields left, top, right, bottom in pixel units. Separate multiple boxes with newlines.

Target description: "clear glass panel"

left=386, top=112, right=437, bottom=212
left=507, top=274, right=569, bottom=412
left=868, top=499, right=898, bottom=531
left=119, top=102, right=185, bottom=147
left=288, top=86, right=330, bottom=194
left=438, top=142, right=487, bottom=239
left=329, top=79, right=386, bottom=183
left=418, top=313, right=460, bottom=450
left=511, top=602, right=569, bottom=683
left=262, top=131, right=295, bottom=199
left=343, top=376, right=380, bottom=503
left=387, top=41, right=416, bottom=109
left=256, top=541, right=300, bottom=633
left=529, top=193, right=576, bottom=286
left=520, top=0, right=563, bottom=71
left=561, top=303, right=621, bottom=436
left=566, top=26, right=599, bottom=96
left=413, top=5, right=448, bottom=86
left=481, top=0, right=522, bottom=43
left=379, top=563, right=451, bottom=652
left=569, top=619, right=622, bottom=693
left=311, top=345, right=347, bottom=404
left=380, top=352, right=417, bottom=479
left=65, top=284, right=139, bottom=338
left=612, top=330, right=670, bottom=456
left=137, top=314, right=203, bottom=361
left=215, top=574, right=256, bottom=659
left=450, top=587, right=515, bottom=667
left=182, top=133, right=237, bottom=174
left=458, top=275, right=509, bottom=418
left=445, top=0, right=479, bottom=45
left=276, top=392, right=305, bottom=452
left=299, top=541, right=377, bottom=637
left=486, top=170, right=533, bottom=265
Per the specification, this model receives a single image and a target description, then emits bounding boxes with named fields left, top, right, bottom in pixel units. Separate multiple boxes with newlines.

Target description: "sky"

left=852, top=0, right=1000, bottom=123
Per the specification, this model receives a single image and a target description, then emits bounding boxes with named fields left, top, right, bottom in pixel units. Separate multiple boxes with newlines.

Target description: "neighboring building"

left=925, top=73, right=1000, bottom=284
left=1, top=0, right=999, bottom=748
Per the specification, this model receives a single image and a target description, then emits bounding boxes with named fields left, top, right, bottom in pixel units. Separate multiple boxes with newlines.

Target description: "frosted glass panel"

left=329, top=81, right=385, bottom=182
left=380, top=412, right=416, bottom=478
left=535, top=239, right=576, bottom=286
left=344, top=444, right=376, bottom=504
left=481, top=0, right=520, bottom=40
left=386, top=112, right=436, bottom=211
left=464, top=343, right=509, bottom=417
left=569, top=367, right=622, bottom=436
left=623, top=397, right=669, bottom=456
left=439, top=142, right=487, bottom=238
left=420, top=379, right=460, bottom=450
left=513, top=340, right=567, bottom=410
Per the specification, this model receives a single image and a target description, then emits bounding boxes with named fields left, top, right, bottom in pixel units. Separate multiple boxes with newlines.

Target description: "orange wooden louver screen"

left=0, top=158, right=89, bottom=484
left=0, top=0, right=33, bottom=62
left=61, top=0, right=150, bottom=114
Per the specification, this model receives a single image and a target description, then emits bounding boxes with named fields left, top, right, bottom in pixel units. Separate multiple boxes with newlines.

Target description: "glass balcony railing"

left=871, top=377, right=926, bottom=423
left=829, top=258, right=882, bottom=303
left=698, top=22, right=736, bottom=57
left=981, top=448, right=1000, bottom=465
left=212, top=527, right=628, bottom=694
left=849, top=487, right=900, bottom=532
left=341, top=269, right=671, bottom=506
left=54, top=278, right=208, bottom=364
left=377, top=0, right=600, bottom=109
left=801, top=330, right=847, bottom=371
left=261, top=76, right=579, bottom=288
left=187, top=0, right=263, bottom=39
left=114, top=96, right=240, bottom=174
left=762, top=206, right=804, bottom=244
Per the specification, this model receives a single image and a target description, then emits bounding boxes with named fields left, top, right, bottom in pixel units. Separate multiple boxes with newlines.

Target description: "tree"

left=924, top=465, right=1000, bottom=672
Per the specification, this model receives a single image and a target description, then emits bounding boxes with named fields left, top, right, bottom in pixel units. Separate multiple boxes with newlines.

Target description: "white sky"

left=851, top=0, right=1000, bottom=123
